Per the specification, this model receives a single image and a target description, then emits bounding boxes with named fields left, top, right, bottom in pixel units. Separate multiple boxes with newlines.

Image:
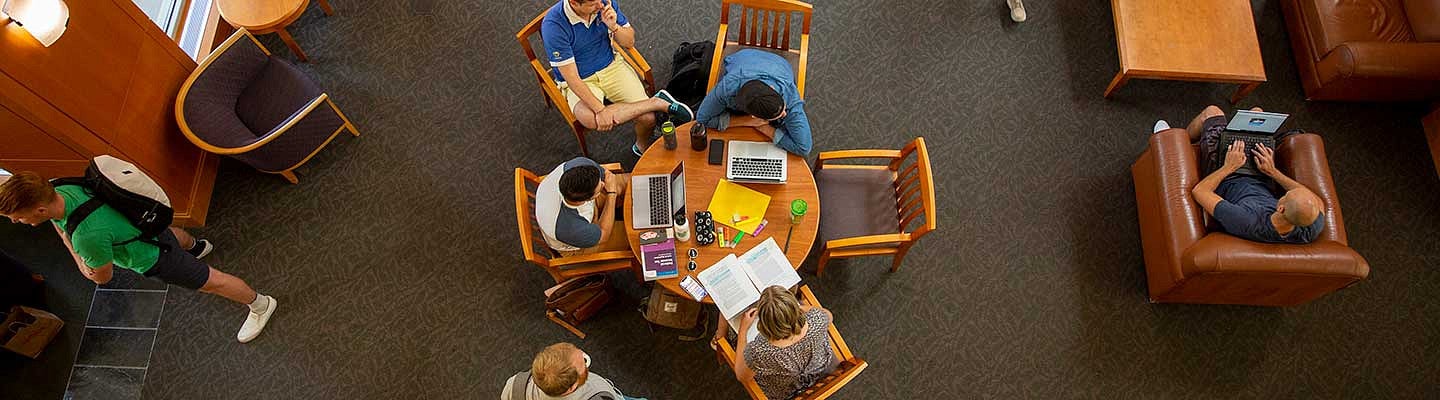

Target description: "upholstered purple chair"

left=175, top=29, right=358, bottom=184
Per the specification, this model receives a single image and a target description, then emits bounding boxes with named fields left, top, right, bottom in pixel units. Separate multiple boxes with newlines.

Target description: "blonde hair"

left=756, top=285, right=805, bottom=340
left=532, top=343, right=581, bottom=396
left=0, top=172, right=54, bottom=215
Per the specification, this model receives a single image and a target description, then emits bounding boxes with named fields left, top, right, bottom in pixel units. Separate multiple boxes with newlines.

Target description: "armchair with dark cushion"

left=1282, top=0, right=1440, bottom=101
left=175, top=29, right=358, bottom=184
left=1131, top=129, right=1369, bottom=306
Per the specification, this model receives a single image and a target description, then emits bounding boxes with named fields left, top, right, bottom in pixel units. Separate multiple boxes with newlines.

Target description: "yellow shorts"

left=560, top=55, right=649, bottom=113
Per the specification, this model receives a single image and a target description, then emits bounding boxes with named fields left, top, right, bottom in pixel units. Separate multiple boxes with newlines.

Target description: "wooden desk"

left=623, top=123, right=820, bottom=303
left=216, top=0, right=332, bottom=62
left=1104, top=0, right=1266, bottom=104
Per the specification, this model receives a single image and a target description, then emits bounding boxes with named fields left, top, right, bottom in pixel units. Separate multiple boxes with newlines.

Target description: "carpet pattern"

left=12, top=0, right=1440, bottom=398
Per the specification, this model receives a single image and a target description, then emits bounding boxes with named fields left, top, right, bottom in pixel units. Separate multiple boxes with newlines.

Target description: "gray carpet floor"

left=8, top=0, right=1440, bottom=398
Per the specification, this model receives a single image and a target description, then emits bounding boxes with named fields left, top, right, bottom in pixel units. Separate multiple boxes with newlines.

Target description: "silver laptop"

left=1225, top=110, right=1289, bottom=134
left=726, top=141, right=787, bottom=184
left=631, top=162, right=686, bottom=229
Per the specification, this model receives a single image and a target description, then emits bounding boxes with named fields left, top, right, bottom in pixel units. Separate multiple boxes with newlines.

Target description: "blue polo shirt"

left=541, top=0, right=630, bottom=82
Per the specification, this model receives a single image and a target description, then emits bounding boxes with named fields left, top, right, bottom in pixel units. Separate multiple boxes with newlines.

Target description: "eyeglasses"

left=687, top=248, right=699, bottom=271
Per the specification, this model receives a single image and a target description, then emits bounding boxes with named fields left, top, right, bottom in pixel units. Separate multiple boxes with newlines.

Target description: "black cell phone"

left=708, top=139, right=725, bottom=165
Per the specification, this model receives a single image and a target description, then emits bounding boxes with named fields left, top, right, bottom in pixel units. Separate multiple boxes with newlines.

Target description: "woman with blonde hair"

left=718, top=285, right=838, bottom=399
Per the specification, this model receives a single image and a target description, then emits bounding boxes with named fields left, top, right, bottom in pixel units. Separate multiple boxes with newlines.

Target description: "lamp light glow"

left=3, top=0, right=68, bottom=47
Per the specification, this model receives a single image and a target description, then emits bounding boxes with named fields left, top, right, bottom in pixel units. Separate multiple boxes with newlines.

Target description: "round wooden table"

left=623, top=122, right=820, bottom=303
left=217, top=0, right=333, bottom=62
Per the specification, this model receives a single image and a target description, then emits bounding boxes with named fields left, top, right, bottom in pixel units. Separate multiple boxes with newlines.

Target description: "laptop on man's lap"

left=1219, top=110, right=1288, bottom=176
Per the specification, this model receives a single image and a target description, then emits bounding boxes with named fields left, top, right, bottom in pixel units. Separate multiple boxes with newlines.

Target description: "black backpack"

left=664, top=40, right=716, bottom=110
left=50, top=156, right=174, bottom=250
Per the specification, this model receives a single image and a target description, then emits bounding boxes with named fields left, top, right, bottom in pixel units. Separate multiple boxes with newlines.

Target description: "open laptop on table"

left=1219, top=109, right=1289, bottom=176
left=726, top=141, right=788, bottom=184
left=631, top=162, right=686, bottom=230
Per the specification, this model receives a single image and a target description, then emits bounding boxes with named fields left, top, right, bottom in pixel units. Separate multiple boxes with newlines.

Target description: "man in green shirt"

left=0, top=172, right=278, bottom=343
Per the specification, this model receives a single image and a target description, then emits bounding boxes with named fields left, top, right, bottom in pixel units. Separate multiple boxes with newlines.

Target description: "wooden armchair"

left=707, top=0, right=813, bottom=98
left=517, top=12, right=655, bottom=157
left=812, top=137, right=936, bottom=276
left=175, top=29, right=359, bottom=184
left=713, top=286, right=867, bottom=400
left=514, top=164, right=639, bottom=284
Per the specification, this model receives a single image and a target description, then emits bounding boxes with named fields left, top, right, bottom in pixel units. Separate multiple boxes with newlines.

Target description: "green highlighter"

left=730, top=231, right=744, bottom=247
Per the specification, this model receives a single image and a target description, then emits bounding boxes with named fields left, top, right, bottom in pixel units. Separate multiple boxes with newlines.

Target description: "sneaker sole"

left=655, top=90, right=694, bottom=122
left=238, top=297, right=277, bottom=343
left=193, top=241, right=214, bottom=259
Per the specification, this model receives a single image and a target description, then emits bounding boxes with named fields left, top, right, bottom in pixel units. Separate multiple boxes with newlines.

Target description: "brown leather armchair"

left=1282, top=0, right=1440, bottom=101
left=1131, top=129, right=1369, bottom=306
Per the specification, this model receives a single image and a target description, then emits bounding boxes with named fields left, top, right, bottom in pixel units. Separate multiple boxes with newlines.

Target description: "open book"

left=696, top=237, right=801, bottom=342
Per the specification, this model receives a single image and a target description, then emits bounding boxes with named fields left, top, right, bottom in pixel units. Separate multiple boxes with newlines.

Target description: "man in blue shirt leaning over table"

left=541, top=0, right=693, bottom=156
left=695, top=49, right=813, bottom=156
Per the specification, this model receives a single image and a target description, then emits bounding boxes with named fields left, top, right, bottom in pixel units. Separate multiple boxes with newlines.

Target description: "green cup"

left=790, top=199, right=808, bottom=224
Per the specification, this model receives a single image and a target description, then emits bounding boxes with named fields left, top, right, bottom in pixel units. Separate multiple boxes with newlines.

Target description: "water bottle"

left=661, top=121, right=677, bottom=150
left=674, top=211, right=691, bottom=242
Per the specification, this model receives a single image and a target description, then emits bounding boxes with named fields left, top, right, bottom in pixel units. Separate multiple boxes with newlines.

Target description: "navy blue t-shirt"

left=1211, top=176, right=1325, bottom=244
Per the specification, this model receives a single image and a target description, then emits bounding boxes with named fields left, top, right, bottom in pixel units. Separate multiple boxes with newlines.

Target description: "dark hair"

left=558, top=166, right=601, bottom=203
left=735, top=80, right=783, bottom=120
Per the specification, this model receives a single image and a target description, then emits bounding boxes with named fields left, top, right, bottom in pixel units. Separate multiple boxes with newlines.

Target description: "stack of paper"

left=707, top=180, right=771, bottom=234
left=695, top=238, right=801, bottom=342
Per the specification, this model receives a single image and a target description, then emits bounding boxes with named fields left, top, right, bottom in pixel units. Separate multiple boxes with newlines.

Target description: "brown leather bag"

left=544, top=275, right=613, bottom=337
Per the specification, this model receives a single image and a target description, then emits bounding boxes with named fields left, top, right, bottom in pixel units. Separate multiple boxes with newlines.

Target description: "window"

left=132, top=0, right=216, bottom=59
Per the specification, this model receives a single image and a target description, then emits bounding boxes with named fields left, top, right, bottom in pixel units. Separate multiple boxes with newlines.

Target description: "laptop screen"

left=1226, top=110, right=1289, bottom=134
left=670, top=162, right=686, bottom=216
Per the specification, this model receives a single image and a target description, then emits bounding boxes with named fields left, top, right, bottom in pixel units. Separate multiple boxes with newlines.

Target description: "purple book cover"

left=641, top=239, right=678, bottom=280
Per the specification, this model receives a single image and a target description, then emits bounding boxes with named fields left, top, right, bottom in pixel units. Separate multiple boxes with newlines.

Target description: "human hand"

left=596, top=107, right=617, bottom=131
left=603, top=171, right=622, bottom=194
left=601, top=0, right=618, bottom=28
left=1221, top=140, right=1247, bottom=171
left=1252, top=143, right=1279, bottom=177
left=738, top=308, right=758, bottom=331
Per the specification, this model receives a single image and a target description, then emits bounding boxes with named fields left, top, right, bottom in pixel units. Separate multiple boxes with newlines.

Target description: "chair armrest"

left=599, top=163, right=624, bottom=173
left=712, top=335, right=769, bottom=400
left=1317, top=42, right=1440, bottom=82
left=1182, top=234, right=1369, bottom=279
left=548, top=250, right=636, bottom=267
left=245, top=94, right=331, bottom=152
left=1131, top=128, right=1207, bottom=289
left=1277, top=133, right=1347, bottom=244
left=796, top=34, right=809, bottom=98
left=816, top=149, right=903, bottom=163
left=824, top=233, right=908, bottom=250
left=707, top=23, right=729, bottom=92
left=528, top=60, right=579, bottom=123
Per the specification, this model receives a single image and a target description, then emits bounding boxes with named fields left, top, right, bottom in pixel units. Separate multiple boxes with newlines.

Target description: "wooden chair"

left=707, top=0, right=813, bottom=98
left=812, top=137, right=936, bottom=276
left=175, top=29, right=359, bottom=184
left=514, top=164, right=640, bottom=284
left=712, top=286, right=868, bottom=400
left=516, top=12, right=656, bottom=157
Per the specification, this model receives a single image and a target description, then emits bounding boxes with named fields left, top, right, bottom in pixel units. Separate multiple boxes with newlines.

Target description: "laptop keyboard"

left=1220, top=132, right=1277, bottom=172
left=648, top=176, right=670, bottom=226
left=731, top=158, right=784, bottom=180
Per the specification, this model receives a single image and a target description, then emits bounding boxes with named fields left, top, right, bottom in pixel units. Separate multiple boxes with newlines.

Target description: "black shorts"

left=1198, top=115, right=1228, bottom=175
left=143, top=230, right=210, bottom=290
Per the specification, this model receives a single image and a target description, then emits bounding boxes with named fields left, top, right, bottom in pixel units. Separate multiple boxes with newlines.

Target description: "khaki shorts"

left=560, top=55, right=650, bottom=114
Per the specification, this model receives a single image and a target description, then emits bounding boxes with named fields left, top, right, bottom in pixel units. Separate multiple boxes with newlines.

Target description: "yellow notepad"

left=708, top=180, right=770, bottom=234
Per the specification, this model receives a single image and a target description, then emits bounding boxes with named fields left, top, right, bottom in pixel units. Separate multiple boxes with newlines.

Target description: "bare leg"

left=169, top=227, right=197, bottom=250
left=634, top=112, right=657, bottom=148
left=572, top=98, right=668, bottom=131
left=200, top=267, right=259, bottom=305
left=1187, top=105, right=1225, bottom=142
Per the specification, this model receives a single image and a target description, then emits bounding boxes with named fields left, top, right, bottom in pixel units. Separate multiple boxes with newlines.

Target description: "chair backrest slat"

left=738, top=6, right=749, bottom=44
left=781, top=12, right=792, bottom=49
left=514, top=168, right=553, bottom=267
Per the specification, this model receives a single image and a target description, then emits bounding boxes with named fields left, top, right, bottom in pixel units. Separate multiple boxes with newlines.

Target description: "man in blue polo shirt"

left=542, top=0, right=693, bottom=156
left=695, top=49, right=813, bottom=156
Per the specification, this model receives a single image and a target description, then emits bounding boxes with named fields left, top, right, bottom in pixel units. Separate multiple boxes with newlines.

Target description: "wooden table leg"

left=1103, top=72, right=1130, bottom=99
left=317, top=0, right=334, bottom=15
left=1230, top=82, right=1261, bottom=104
left=275, top=28, right=309, bottom=62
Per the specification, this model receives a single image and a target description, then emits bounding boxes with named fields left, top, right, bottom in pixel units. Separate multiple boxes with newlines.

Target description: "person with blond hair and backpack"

left=0, top=161, right=277, bottom=343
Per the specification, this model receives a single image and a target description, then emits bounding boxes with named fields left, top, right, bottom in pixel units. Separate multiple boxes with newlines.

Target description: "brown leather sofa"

left=1282, top=0, right=1440, bottom=101
left=1131, top=129, right=1369, bottom=306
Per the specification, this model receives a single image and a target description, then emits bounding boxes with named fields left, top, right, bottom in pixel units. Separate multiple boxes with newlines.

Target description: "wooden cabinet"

left=0, top=0, right=217, bottom=226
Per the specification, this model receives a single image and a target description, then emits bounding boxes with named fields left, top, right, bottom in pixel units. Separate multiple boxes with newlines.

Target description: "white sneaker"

left=237, top=295, right=276, bottom=343
left=1008, top=0, right=1027, bottom=22
left=1153, top=119, right=1171, bottom=133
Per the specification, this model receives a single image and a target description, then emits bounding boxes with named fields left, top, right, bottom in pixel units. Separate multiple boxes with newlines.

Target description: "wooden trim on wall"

left=111, top=0, right=197, bottom=68
left=1425, top=106, right=1440, bottom=179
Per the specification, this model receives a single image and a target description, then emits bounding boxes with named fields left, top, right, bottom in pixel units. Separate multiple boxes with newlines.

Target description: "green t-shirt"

left=50, top=185, right=160, bottom=274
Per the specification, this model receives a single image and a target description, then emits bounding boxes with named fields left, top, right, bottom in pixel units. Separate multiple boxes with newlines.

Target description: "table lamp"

left=2, top=0, right=69, bottom=47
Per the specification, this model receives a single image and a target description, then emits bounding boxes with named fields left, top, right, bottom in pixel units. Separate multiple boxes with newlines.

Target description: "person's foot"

left=653, top=90, right=694, bottom=123
left=238, top=295, right=277, bottom=343
left=1008, top=0, right=1027, bottom=22
left=1153, top=119, right=1171, bottom=133
left=187, top=239, right=214, bottom=259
